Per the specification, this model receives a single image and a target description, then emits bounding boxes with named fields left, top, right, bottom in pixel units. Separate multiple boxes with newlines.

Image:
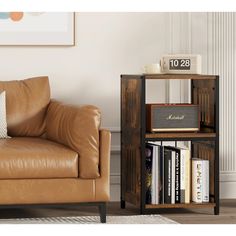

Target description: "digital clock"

left=160, top=54, right=201, bottom=74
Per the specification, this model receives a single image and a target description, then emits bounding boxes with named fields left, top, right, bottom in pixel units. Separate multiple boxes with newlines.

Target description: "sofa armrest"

left=46, top=99, right=101, bottom=179
left=99, top=129, right=111, bottom=178
left=95, top=129, right=111, bottom=201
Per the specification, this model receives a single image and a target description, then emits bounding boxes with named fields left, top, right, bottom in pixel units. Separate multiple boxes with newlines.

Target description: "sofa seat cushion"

left=0, top=137, right=78, bottom=179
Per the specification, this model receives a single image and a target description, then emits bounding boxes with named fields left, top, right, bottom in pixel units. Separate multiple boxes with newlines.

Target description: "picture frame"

left=0, top=12, right=75, bottom=46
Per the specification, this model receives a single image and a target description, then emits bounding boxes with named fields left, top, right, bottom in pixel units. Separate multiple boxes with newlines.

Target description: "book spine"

left=145, top=144, right=153, bottom=204
left=175, top=151, right=181, bottom=203
left=192, top=160, right=203, bottom=203
left=180, top=150, right=186, bottom=203
left=202, top=160, right=209, bottom=203
left=185, top=149, right=191, bottom=203
left=151, top=145, right=156, bottom=204
left=156, top=146, right=160, bottom=204
left=160, top=146, right=164, bottom=204
left=164, top=149, right=172, bottom=204
left=171, top=151, right=176, bottom=204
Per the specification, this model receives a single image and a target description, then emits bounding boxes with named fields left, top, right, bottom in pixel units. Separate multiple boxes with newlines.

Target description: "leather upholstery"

left=95, top=129, right=111, bottom=201
left=0, top=179, right=95, bottom=204
left=0, top=130, right=110, bottom=204
left=46, top=100, right=100, bottom=179
left=0, top=137, right=78, bottom=179
left=0, top=76, right=50, bottom=137
left=0, top=76, right=111, bottom=205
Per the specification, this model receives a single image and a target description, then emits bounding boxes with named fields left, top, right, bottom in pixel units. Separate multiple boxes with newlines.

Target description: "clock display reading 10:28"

left=169, top=59, right=191, bottom=70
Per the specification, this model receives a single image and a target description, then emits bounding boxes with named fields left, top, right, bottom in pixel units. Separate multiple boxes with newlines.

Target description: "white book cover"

left=202, top=160, right=209, bottom=203
left=192, top=159, right=203, bottom=203
left=185, top=149, right=191, bottom=204
left=180, top=149, right=186, bottom=203
left=171, top=150, right=176, bottom=204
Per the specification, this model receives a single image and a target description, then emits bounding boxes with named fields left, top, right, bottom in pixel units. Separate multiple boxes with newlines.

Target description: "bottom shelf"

left=145, top=202, right=216, bottom=209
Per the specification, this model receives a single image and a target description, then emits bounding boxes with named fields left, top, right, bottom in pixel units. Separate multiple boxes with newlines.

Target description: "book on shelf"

left=164, top=146, right=181, bottom=204
left=202, top=160, right=210, bottom=202
left=192, top=159, right=209, bottom=203
left=180, top=147, right=191, bottom=204
left=164, top=148, right=172, bottom=204
left=145, top=144, right=153, bottom=204
left=171, top=149, right=176, bottom=204
left=145, top=143, right=162, bottom=204
left=151, top=144, right=161, bottom=204
left=145, top=142, right=210, bottom=205
left=145, top=142, right=191, bottom=205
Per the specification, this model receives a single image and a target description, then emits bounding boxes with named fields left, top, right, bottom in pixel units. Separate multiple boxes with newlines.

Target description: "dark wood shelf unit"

left=120, top=74, right=220, bottom=215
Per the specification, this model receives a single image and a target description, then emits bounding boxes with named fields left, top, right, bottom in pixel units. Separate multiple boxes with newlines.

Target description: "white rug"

left=0, top=215, right=177, bottom=224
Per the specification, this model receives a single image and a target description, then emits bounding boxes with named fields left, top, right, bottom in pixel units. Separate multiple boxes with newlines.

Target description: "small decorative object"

left=160, top=54, right=201, bottom=74
left=0, top=12, right=74, bottom=46
left=143, top=63, right=161, bottom=74
left=146, top=103, right=200, bottom=132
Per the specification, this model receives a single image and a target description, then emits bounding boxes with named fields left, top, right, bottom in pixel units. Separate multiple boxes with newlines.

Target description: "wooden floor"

left=0, top=200, right=235, bottom=224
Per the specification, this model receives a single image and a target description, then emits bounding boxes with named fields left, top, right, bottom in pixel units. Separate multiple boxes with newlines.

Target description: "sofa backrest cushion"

left=46, top=100, right=101, bottom=179
left=0, top=76, right=50, bottom=137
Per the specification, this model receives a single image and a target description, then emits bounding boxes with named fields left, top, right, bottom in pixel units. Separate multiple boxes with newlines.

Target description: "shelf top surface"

left=121, top=74, right=218, bottom=80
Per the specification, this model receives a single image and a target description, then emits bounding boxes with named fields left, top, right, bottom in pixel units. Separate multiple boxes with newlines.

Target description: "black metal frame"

left=121, top=75, right=220, bottom=215
left=214, top=76, right=220, bottom=215
left=120, top=75, right=125, bottom=210
left=0, top=202, right=107, bottom=223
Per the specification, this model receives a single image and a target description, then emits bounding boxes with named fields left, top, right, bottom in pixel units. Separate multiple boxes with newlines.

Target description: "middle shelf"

left=145, top=132, right=216, bottom=140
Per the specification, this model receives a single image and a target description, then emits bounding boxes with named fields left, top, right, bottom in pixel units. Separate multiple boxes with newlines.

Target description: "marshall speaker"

left=146, top=104, right=200, bottom=132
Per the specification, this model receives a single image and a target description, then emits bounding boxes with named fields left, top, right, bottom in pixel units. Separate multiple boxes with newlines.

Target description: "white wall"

left=0, top=13, right=170, bottom=128
left=1, top=13, right=236, bottom=200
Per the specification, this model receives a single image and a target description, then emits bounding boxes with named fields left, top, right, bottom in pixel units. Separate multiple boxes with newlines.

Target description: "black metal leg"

left=98, top=203, right=106, bottom=223
left=214, top=206, right=219, bottom=215
left=121, top=200, right=126, bottom=209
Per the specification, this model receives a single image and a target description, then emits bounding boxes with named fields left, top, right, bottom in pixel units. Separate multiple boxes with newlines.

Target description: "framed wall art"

left=0, top=12, right=75, bottom=46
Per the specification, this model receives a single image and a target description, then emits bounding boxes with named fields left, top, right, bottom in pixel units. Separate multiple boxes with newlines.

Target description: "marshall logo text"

left=166, top=114, right=185, bottom=120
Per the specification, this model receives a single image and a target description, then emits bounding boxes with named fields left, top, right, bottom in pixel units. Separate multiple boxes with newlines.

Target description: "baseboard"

left=102, top=127, right=120, bottom=133
left=220, top=182, right=236, bottom=199
left=110, top=173, right=120, bottom=201
left=220, top=172, right=236, bottom=199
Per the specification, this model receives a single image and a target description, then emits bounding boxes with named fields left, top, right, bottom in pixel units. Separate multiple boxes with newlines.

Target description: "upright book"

left=164, top=148, right=172, bottom=204
left=202, top=160, right=210, bottom=203
left=192, top=158, right=203, bottom=203
left=145, top=144, right=153, bottom=204
left=192, top=158, right=209, bottom=203
left=179, top=147, right=191, bottom=204
left=165, top=146, right=181, bottom=204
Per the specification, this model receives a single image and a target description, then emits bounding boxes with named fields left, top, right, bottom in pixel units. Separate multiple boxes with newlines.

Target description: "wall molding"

left=111, top=145, right=120, bottom=154
left=102, top=127, right=120, bottom=132
left=220, top=172, right=236, bottom=182
left=209, top=13, right=236, bottom=175
left=110, top=173, right=120, bottom=185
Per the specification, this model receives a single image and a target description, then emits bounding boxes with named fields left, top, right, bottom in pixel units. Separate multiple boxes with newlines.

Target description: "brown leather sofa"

left=0, top=76, right=111, bottom=223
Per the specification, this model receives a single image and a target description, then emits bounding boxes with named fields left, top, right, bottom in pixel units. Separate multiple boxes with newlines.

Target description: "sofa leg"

left=98, top=203, right=106, bottom=223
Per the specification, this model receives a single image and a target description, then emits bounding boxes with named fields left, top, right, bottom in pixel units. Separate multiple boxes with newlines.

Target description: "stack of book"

left=145, top=142, right=209, bottom=205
